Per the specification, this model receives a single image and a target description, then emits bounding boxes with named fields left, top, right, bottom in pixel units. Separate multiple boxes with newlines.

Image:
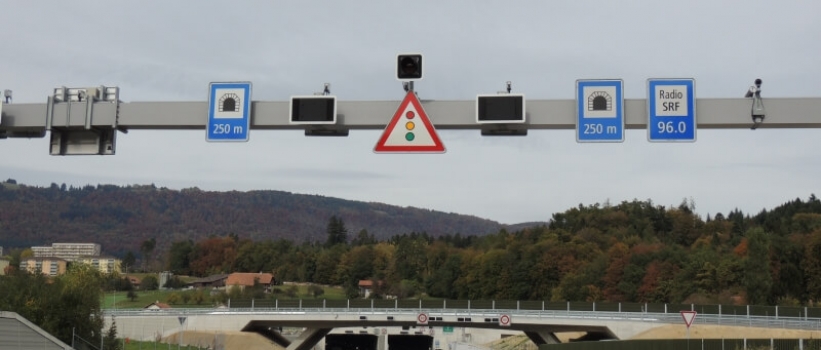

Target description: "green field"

left=122, top=340, right=201, bottom=350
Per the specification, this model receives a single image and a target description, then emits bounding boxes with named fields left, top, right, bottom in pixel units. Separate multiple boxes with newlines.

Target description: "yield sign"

left=680, top=311, right=697, bottom=328
left=374, top=91, right=445, bottom=153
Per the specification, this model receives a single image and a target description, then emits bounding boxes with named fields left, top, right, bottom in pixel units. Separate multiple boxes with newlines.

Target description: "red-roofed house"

left=126, top=275, right=141, bottom=289
left=226, top=272, right=275, bottom=292
left=359, top=280, right=387, bottom=298
left=144, top=301, right=171, bottom=310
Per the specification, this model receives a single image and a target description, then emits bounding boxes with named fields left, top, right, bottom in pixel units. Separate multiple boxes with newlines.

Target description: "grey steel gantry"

left=0, top=90, right=819, bottom=155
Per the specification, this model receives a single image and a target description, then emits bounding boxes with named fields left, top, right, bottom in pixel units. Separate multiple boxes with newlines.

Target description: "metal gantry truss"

left=0, top=88, right=820, bottom=155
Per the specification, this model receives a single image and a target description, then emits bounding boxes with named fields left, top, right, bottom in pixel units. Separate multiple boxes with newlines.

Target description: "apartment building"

left=31, top=246, right=54, bottom=258
left=76, top=256, right=121, bottom=274
left=19, top=257, right=67, bottom=276
left=31, top=243, right=101, bottom=262
left=0, top=259, right=9, bottom=275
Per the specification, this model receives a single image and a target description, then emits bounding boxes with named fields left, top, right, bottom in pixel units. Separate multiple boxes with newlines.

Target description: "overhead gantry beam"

left=1, top=97, right=820, bottom=135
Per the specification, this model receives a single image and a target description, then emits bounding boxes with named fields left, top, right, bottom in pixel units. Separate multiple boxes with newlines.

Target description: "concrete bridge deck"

left=103, top=304, right=821, bottom=349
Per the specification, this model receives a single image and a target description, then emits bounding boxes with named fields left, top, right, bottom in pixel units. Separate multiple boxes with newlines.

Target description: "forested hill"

left=0, top=180, right=505, bottom=254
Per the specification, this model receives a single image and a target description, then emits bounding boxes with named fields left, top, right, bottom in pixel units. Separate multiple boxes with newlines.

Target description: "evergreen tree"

left=103, top=317, right=122, bottom=350
left=140, top=238, right=156, bottom=272
left=325, top=215, right=348, bottom=247
left=126, top=290, right=138, bottom=302
left=121, top=251, right=136, bottom=274
left=743, top=227, right=773, bottom=304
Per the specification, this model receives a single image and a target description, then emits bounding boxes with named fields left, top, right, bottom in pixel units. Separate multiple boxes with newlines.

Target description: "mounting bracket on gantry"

left=46, top=86, right=122, bottom=155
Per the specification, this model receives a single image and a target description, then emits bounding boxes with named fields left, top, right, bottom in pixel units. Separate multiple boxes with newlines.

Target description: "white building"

left=31, top=246, right=54, bottom=258
left=32, top=243, right=101, bottom=262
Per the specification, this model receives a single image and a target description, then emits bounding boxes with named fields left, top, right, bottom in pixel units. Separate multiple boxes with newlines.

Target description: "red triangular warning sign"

left=374, top=91, right=445, bottom=153
left=680, top=311, right=697, bottom=327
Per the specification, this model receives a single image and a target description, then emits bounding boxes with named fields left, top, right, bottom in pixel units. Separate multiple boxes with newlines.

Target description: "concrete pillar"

left=285, top=328, right=333, bottom=350
left=524, top=330, right=560, bottom=345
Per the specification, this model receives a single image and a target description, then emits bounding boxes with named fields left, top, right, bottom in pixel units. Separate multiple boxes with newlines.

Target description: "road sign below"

left=680, top=311, right=697, bottom=328
left=207, top=82, right=252, bottom=142
left=374, top=91, right=445, bottom=153
left=648, top=78, right=696, bottom=142
left=417, top=313, right=429, bottom=325
left=443, top=326, right=454, bottom=333
left=576, top=79, right=624, bottom=142
left=178, top=316, right=187, bottom=325
left=499, top=314, right=511, bottom=327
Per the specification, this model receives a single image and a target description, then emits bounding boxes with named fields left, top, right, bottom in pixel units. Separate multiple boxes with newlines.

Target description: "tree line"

left=153, top=197, right=821, bottom=306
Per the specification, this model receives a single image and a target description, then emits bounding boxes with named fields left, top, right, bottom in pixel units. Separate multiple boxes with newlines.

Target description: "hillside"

left=0, top=180, right=508, bottom=255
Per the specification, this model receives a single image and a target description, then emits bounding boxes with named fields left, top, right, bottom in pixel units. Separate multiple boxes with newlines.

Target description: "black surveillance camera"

left=745, top=79, right=763, bottom=98
left=748, top=78, right=765, bottom=130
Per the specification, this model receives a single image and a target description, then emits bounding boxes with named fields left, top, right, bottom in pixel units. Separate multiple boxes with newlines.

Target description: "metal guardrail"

left=102, top=300, right=821, bottom=331
left=544, top=338, right=821, bottom=350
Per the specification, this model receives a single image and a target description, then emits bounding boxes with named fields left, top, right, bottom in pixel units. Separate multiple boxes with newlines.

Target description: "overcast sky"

left=0, top=1, right=819, bottom=225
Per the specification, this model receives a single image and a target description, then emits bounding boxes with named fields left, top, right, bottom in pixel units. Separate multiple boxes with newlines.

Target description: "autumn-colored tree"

left=189, top=236, right=238, bottom=276
left=802, top=230, right=821, bottom=301
left=392, top=234, right=429, bottom=283
left=733, top=238, right=748, bottom=257
left=602, top=242, right=630, bottom=301
left=166, top=292, right=181, bottom=305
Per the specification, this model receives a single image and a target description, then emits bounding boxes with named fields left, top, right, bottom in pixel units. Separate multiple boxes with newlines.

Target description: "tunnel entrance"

left=388, top=334, right=434, bottom=350
left=325, top=334, right=379, bottom=350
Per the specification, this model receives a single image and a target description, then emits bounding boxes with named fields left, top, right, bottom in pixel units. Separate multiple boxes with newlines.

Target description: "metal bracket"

left=481, top=125, right=528, bottom=136
left=403, top=81, right=415, bottom=93
left=46, top=86, right=121, bottom=155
